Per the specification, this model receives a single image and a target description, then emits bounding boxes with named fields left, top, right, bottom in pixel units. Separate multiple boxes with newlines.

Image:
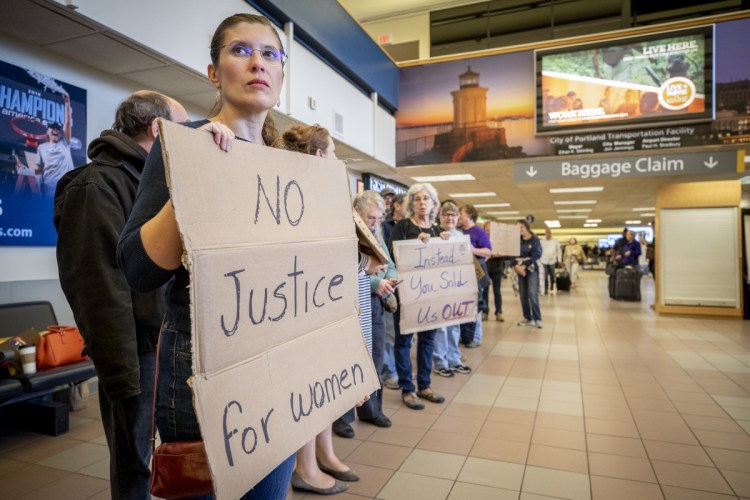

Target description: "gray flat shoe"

left=317, top=460, right=360, bottom=482
left=402, top=392, right=425, bottom=410
left=291, top=471, right=348, bottom=495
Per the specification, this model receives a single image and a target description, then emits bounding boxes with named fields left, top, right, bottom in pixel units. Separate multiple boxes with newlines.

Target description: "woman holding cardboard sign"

left=118, top=14, right=299, bottom=499
left=283, top=125, right=386, bottom=494
left=389, top=183, right=450, bottom=410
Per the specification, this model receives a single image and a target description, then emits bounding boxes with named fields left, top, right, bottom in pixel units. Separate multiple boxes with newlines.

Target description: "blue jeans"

left=433, top=324, right=461, bottom=370
left=473, top=313, right=483, bottom=343
left=98, top=349, right=155, bottom=499
left=380, top=311, right=397, bottom=380
left=157, top=326, right=295, bottom=499
left=393, top=304, right=436, bottom=393
left=518, top=271, right=542, bottom=321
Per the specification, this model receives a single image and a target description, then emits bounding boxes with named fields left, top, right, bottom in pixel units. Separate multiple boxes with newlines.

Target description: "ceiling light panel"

left=448, top=192, right=496, bottom=197
left=549, top=187, right=604, bottom=194
left=412, top=174, right=475, bottom=182
left=553, top=200, right=597, bottom=205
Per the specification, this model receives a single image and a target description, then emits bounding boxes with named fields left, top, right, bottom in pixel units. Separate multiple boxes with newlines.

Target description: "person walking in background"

left=515, top=219, right=543, bottom=329
left=540, top=228, right=561, bottom=295
left=621, top=230, right=642, bottom=267
left=563, top=237, right=585, bottom=289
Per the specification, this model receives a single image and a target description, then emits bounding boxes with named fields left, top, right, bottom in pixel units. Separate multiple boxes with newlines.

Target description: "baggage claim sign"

left=514, top=150, right=744, bottom=182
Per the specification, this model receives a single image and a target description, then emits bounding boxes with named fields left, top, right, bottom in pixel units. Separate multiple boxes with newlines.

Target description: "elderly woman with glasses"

left=389, top=183, right=451, bottom=410
left=431, top=201, right=472, bottom=378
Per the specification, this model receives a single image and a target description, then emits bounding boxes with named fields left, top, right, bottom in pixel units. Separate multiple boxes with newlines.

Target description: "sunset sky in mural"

left=397, top=50, right=536, bottom=127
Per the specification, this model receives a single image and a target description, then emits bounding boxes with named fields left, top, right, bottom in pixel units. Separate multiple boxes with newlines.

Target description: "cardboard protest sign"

left=392, top=236, right=478, bottom=333
left=489, top=222, right=521, bottom=256
left=353, top=209, right=389, bottom=265
left=158, top=120, right=379, bottom=499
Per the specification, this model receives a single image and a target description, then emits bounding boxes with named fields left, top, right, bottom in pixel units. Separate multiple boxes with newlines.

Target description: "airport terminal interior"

left=1, top=0, right=750, bottom=499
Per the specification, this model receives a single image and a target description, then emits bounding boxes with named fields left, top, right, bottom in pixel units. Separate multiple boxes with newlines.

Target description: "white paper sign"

left=392, top=236, right=478, bottom=333
left=489, top=222, right=521, bottom=256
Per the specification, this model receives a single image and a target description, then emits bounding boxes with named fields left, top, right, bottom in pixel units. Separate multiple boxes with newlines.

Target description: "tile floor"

left=1, top=271, right=749, bottom=499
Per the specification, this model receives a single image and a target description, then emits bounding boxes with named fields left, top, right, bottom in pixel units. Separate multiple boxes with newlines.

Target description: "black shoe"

left=332, top=421, right=355, bottom=438
left=361, top=414, right=392, bottom=428
left=433, top=367, right=454, bottom=377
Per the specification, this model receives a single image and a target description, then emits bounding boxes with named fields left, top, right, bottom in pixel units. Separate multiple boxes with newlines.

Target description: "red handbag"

left=149, top=321, right=213, bottom=498
left=37, top=325, right=89, bottom=370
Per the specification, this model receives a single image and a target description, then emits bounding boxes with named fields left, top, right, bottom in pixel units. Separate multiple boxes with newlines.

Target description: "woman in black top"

left=390, top=183, right=449, bottom=410
left=117, top=14, right=295, bottom=499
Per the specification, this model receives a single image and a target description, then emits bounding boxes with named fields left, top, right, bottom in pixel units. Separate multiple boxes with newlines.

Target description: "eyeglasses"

left=222, top=42, right=288, bottom=65
left=440, top=213, right=458, bottom=217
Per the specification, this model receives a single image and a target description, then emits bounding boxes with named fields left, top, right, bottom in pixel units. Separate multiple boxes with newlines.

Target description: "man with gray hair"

left=54, top=90, right=188, bottom=499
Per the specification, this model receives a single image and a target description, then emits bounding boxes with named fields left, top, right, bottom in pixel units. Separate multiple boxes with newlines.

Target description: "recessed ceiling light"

left=553, top=200, right=597, bottom=205
left=448, top=192, right=496, bottom=197
left=626, top=220, right=641, bottom=224
left=558, top=215, right=588, bottom=219
left=475, top=203, right=511, bottom=208
left=549, top=187, right=604, bottom=194
left=544, top=220, right=561, bottom=228
left=641, top=213, right=655, bottom=217
left=586, top=219, right=602, bottom=223
left=412, top=174, right=475, bottom=182
left=493, top=216, right=523, bottom=220
left=487, top=211, right=519, bottom=215
left=632, top=207, right=655, bottom=211
left=583, top=223, right=598, bottom=227
left=556, top=208, right=593, bottom=213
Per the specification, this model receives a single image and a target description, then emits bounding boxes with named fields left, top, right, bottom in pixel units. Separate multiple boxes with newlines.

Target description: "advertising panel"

left=0, top=59, right=87, bottom=246
left=536, top=26, right=713, bottom=134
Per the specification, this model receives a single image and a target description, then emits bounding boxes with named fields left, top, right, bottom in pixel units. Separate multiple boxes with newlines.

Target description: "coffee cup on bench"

left=19, top=345, right=37, bottom=375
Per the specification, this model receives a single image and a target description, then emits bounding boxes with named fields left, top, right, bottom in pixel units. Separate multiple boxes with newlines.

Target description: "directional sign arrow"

left=526, top=166, right=538, bottom=178
left=704, top=156, right=718, bottom=169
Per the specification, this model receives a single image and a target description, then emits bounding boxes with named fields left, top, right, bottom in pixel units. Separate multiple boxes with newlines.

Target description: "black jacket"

left=54, top=130, right=164, bottom=401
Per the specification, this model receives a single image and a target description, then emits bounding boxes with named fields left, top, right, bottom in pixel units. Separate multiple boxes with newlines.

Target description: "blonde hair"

left=353, top=190, right=385, bottom=240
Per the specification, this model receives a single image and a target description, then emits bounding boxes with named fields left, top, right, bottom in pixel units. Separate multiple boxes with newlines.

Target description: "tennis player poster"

left=0, top=59, right=87, bottom=246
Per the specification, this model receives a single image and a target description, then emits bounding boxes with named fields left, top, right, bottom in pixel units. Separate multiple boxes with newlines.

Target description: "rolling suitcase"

left=614, top=267, right=641, bottom=301
left=556, top=269, right=571, bottom=292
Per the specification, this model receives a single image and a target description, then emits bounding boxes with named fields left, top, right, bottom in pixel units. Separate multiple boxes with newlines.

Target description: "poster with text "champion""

left=158, top=120, right=379, bottom=500
left=393, top=236, right=478, bottom=334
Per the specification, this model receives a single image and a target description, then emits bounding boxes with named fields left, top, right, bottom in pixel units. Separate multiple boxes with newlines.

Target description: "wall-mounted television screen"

left=535, top=26, right=713, bottom=135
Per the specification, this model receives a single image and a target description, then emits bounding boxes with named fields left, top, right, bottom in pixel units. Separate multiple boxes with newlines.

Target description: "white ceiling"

left=338, top=0, right=488, bottom=23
